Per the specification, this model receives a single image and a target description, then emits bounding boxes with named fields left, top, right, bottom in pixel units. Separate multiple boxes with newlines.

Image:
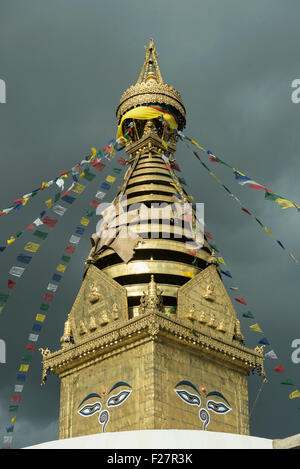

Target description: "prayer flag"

left=14, top=385, right=23, bottom=393
left=100, top=182, right=111, bottom=191
left=72, top=183, right=86, bottom=194
left=217, top=257, right=226, bottom=265
left=16, top=373, right=26, bottom=382
left=277, top=240, right=285, bottom=249
left=83, top=171, right=96, bottom=182
left=117, top=157, right=126, bottom=166
left=61, top=255, right=70, bottom=263
left=40, top=303, right=49, bottom=311
left=276, top=198, right=294, bottom=210
left=205, top=232, right=213, bottom=239
left=76, top=226, right=85, bottom=235
left=7, top=237, right=16, bottom=245
left=242, top=311, right=254, bottom=319
left=62, top=195, right=76, bottom=204
left=35, top=314, right=46, bottom=322
left=25, top=343, right=35, bottom=352
left=90, top=199, right=100, bottom=208
left=24, top=242, right=40, bottom=253
left=44, top=293, right=53, bottom=302
left=184, top=272, right=194, bottom=278
left=21, top=354, right=32, bottom=362
left=258, top=337, right=270, bottom=346
left=33, top=230, right=48, bottom=240
left=6, top=426, right=14, bottom=433
left=19, top=364, right=29, bottom=372
left=241, top=207, right=252, bottom=216
left=235, top=297, right=247, bottom=305
left=273, top=364, right=286, bottom=373
left=9, top=266, right=25, bottom=278
left=42, top=216, right=58, bottom=228
left=52, top=273, right=62, bottom=282
left=80, top=217, right=90, bottom=226
left=56, top=264, right=66, bottom=273
left=47, top=283, right=58, bottom=292
left=45, top=199, right=52, bottom=209
left=16, top=254, right=32, bottom=264
left=52, top=205, right=67, bottom=216
left=281, top=379, right=294, bottom=385
left=28, top=333, right=39, bottom=342
left=289, top=390, right=300, bottom=399
left=265, top=226, right=274, bottom=238
left=0, top=293, right=9, bottom=302
left=11, top=394, right=21, bottom=403
left=32, top=323, right=42, bottom=333
left=249, top=323, right=263, bottom=333
left=69, top=235, right=80, bottom=244
left=9, top=405, right=19, bottom=412
left=106, top=175, right=116, bottom=184
left=65, top=246, right=75, bottom=254
left=7, top=279, right=16, bottom=290
left=95, top=191, right=106, bottom=200
left=221, top=270, right=232, bottom=278
left=54, top=193, right=61, bottom=203
left=92, top=162, right=106, bottom=171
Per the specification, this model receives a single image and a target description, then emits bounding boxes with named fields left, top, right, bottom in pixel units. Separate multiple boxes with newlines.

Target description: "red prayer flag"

left=171, top=163, right=181, bottom=172
left=164, top=164, right=172, bottom=170
left=44, top=293, right=54, bottom=302
left=273, top=364, right=286, bottom=373
left=117, top=158, right=127, bottom=166
left=241, top=207, right=253, bottom=216
left=234, top=297, right=247, bottom=305
left=26, top=343, right=35, bottom=352
left=187, top=250, right=197, bottom=256
left=65, top=246, right=75, bottom=254
left=14, top=199, right=23, bottom=205
left=205, top=231, right=213, bottom=239
left=11, top=395, right=21, bottom=403
left=26, top=225, right=35, bottom=230
left=7, top=279, right=16, bottom=290
left=248, top=184, right=266, bottom=190
left=90, top=200, right=100, bottom=208
left=42, top=216, right=58, bottom=228
left=91, top=162, right=106, bottom=171
left=193, top=151, right=201, bottom=161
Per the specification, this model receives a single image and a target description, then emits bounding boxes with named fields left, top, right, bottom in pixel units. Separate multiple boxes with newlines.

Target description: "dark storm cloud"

left=0, top=0, right=300, bottom=448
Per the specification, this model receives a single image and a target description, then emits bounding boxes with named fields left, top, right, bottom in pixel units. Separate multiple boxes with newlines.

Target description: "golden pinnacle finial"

left=137, top=38, right=163, bottom=84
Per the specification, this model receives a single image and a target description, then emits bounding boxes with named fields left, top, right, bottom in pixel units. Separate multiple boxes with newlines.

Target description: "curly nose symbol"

left=99, top=409, right=110, bottom=432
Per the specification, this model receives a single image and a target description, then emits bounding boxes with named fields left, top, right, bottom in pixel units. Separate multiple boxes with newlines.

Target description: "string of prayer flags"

left=180, top=140, right=300, bottom=267
left=175, top=129, right=300, bottom=212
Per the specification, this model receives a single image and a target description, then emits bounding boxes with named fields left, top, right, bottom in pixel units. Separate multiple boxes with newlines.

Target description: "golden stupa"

left=40, top=39, right=265, bottom=439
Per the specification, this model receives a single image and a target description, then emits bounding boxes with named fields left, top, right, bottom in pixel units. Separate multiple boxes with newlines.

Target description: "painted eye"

left=78, top=402, right=101, bottom=417
left=107, top=390, right=132, bottom=407
left=175, top=389, right=201, bottom=406
left=207, top=400, right=231, bottom=414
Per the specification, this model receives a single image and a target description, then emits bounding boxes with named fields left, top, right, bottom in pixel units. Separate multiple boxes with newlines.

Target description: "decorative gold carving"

left=185, top=304, right=196, bottom=321
left=139, top=275, right=164, bottom=315
left=88, top=283, right=102, bottom=304
left=207, top=313, right=216, bottom=328
left=60, top=314, right=72, bottom=348
left=233, top=319, right=245, bottom=344
left=217, top=319, right=226, bottom=333
left=207, top=249, right=218, bottom=266
left=88, top=316, right=98, bottom=332
left=202, top=281, right=215, bottom=301
left=79, top=320, right=88, bottom=335
left=198, top=311, right=207, bottom=324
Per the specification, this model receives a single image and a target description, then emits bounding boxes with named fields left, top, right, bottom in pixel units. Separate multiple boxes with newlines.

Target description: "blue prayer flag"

left=52, top=273, right=62, bottom=282
left=221, top=270, right=232, bottom=278
left=16, top=254, right=32, bottom=264
left=62, top=195, right=76, bottom=204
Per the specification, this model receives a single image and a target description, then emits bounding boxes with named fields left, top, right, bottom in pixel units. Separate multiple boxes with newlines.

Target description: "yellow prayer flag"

left=90, top=147, right=97, bottom=161
left=289, top=389, right=300, bottom=399
left=191, top=140, right=206, bottom=151
left=217, top=257, right=226, bottom=265
left=35, top=313, right=46, bottom=322
left=56, top=264, right=66, bottom=273
left=0, top=306, right=3, bottom=313
left=210, top=173, right=222, bottom=184
left=265, top=227, right=274, bottom=238
left=249, top=323, right=263, bottom=333
left=162, top=140, right=168, bottom=149
left=276, top=198, right=295, bottom=210
left=79, top=172, right=85, bottom=179
left=106, top=175, right=116, bottom=184
left=19, top=364, right=29, bottom=372
left=80, top=217, right=90, bottom=226
left=45, top=199, right=52, bottom=209
left=24, top=241, right=40, bottom=253
left=233, top=169, right=246, bottom=177
left=184, top=271, right=194, bottom=278
left=41, top=182, right=48, bottom=189
left=11, top=416, right=16, bottom=425
left=22, top=197, right=30, bottom=206
left=170, top=182, right=179, bottom=192
left=188, top=195, right=194, bottom=201
left=7, top=236, right=16, bottom=245
left=72, top=183, right=86, bottom=194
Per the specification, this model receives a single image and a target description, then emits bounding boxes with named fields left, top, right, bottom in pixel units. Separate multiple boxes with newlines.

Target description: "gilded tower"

left=41, top=40, right=265, bottom=438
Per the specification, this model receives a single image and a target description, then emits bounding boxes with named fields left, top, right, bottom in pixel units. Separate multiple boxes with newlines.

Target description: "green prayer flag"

left=33, top=230, right=48, bottom=240
left=83, top=172, right=96, bottom=182
left=40, top=303, right=49, bottom=311
left=209, top=243, right=219, bottom=252
left=179, top=177, right=186, bottom=185
left=61, top=255, right=71, bottom=263
left=192, top=257, right=197, bottom=265
left=255, top=217, right=264, bottom=227
left=9, top=405, right=19, bottom=412
left=16, top=232, right=22, bottom=238
left=54, top=193, right=61, bottom=202
left=22, top=354, right=32, bottom=362
left=113, top=167, right=122, bottom=174
left=0, top=293, right=9, bottom=302
left=243, top=311, right=255, bottom=319
left=264, top=191, right=281, bottom=201
left=281, top=379, right=294, bottom=385
left=86, top=210, right=95, bottom=218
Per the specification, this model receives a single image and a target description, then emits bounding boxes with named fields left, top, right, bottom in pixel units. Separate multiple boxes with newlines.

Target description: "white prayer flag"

left=9, top=266, right=25, bottom=277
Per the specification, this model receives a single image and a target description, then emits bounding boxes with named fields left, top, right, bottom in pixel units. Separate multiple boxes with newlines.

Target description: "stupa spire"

left=137, top=38, right=163, bottom=84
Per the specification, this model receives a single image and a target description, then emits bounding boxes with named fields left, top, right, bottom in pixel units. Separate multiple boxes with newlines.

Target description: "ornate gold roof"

left=116, top=38, right=186, bottom=129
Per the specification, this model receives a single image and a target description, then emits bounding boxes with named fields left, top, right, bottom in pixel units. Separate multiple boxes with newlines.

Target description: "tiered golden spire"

left=137, top=38, right=163, bottom=84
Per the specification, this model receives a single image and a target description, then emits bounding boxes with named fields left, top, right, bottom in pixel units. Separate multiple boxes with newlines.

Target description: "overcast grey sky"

left=0, top=0, right=300, bottom=448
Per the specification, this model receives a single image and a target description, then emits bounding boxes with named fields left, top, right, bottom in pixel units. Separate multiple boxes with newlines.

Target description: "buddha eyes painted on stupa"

left=77, top=381, right=132, bottom=432
left=174, top=380, right=231, bottom=430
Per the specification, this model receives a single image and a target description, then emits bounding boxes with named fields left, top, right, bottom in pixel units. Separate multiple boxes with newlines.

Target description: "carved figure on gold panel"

left=202, top=281, right=215, bottom=301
